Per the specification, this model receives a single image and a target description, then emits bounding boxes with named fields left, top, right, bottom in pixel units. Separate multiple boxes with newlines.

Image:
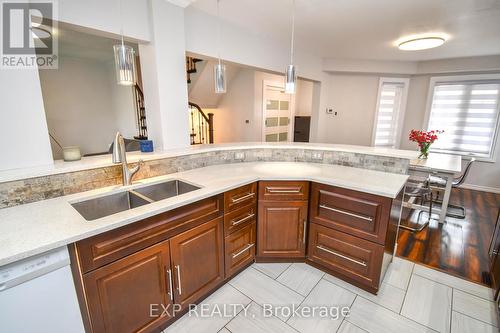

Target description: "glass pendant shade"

left=214, top=62, right=226, bottom=94
left=285, top=64, right=296, bottom=94
left=113, top=44, right=136, bottom=86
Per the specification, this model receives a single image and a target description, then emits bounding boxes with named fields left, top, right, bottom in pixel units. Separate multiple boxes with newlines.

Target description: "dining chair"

left=428, top=158, right=476, bottom=219
left=400, top=178, right=434, bottom=232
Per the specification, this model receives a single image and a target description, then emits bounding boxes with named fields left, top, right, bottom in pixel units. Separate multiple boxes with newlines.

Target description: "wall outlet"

left=235, top=152, right=245, bottom=160
left=311, top=152, right=323, bottom=160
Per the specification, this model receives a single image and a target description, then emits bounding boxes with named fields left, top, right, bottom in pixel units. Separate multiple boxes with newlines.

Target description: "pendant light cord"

left=216, top=0, right=222, bottom=66
left=119, top=0, right=124, bottom=47
left=289, top=0, right=295, bottom=65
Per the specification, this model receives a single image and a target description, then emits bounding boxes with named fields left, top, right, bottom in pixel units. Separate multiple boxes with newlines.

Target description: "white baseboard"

left=461, top=183, right=500, bottom=194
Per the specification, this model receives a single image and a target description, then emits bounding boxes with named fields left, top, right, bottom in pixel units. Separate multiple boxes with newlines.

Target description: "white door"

left=262, top=83, right=293, bottom=142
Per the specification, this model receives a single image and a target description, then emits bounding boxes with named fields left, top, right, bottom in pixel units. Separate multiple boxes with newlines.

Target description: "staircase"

left=189, top=102, right=214, bottom=144
left=133, top=84, right=148, bottom=140
left=186, top=56, right=203, bottom=84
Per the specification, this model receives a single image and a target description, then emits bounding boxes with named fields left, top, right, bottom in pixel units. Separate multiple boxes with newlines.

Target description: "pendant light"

left=214, top=0, right=226, bottom=94
left=285, top=0, right=297, bottom=94
left=113, top=0, right=136, bottom=86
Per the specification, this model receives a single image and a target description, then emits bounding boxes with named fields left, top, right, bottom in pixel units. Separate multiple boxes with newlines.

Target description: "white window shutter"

left=374, top=82, right=405, bottom=148
left=428, top=81, right=500, bottom=158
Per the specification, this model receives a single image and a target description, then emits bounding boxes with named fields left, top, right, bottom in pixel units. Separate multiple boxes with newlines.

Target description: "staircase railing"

left=189, top=102, right=214, bottom=144
left=133, top=84, right=148, bottom=140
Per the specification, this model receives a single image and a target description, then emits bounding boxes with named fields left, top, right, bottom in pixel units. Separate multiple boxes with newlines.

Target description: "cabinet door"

left=225, top=221, right=256, bottom=277
left=257, top=201, right=308, bottom=258
left=83, top=240, right=173, bottom=333
left=170, top=217, right=224, bottom=309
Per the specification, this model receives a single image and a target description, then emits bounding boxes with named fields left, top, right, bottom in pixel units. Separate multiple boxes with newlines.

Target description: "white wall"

left=0, top=68, right=53, bottom=170
left=58, top=0, right=150, bottom=42
left=140, top=0, right=190, bottom=150
left=316, top=74, right=379, bottom=146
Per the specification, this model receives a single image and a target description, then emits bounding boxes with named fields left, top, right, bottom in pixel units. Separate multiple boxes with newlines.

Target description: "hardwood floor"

left=397, top=188, right=500, bottom=286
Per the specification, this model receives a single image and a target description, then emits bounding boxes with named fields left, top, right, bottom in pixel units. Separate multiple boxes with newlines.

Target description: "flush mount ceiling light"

left=397, top=34, right=447, bottom=51
left=214, top=0, right=226, bottom=94
left=285, top=0, right=297, bottom=94
left=113, top=0, right=136, bottom=86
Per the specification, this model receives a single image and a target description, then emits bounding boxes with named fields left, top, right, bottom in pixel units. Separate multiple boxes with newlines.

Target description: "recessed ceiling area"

left=190, top=0, right=500, bottom=61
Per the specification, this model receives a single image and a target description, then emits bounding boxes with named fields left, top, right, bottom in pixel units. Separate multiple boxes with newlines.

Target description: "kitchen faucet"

left=112, top=132, right=143, bottom=186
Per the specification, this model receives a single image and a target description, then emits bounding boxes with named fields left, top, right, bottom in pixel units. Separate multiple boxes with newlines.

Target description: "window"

left=425, top=75, right=500, bottom=160
left=372, top=78, right=409, bottom=148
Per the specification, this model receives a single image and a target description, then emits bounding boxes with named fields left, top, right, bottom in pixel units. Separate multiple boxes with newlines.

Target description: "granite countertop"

left=0, top=162, right=409, bottom=267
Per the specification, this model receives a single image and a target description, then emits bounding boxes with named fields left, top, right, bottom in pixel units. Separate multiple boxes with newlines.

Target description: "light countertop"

left=0, top=142, right=419, bottom=183
left=0, top=162, right=409, bottom=267
left=410, top=153, right=462, bottom=174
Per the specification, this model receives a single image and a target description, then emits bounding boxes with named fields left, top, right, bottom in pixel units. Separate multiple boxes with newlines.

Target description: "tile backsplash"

left=0, top=148, right=409, bottom=208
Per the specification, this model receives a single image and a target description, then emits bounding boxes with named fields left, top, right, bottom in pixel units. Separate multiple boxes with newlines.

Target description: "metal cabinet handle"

left=175, top=265, right=182, bottom=295
left=232, top=243, right=254, bottom=259
left=266, top=187, right=301, bottom=194
left=319, top=204, right=373, bottom=222
left=316, top=245, right=367, bottom=267
left=166, top=268, right=173, bottom=301
left=232, top=213, right=255, bottom=226
left=231, top=192, right=255, bottom=203
left=303, top=219, right=307, bottom=244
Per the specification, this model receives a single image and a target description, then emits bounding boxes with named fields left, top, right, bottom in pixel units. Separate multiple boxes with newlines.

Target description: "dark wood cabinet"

left=308, top=223, right=383, bottom=292
left=225, top=221, right=256, bottom=277
left=70, top=180, right=402, bottom=333
left=224, top=182, right=257, bottom=212
left=170, top=217, right=224, bottom=310
left=83, top=240, right=172, bottom=333
left=257, top=182, right=309, bottom=259
left=309, top=183, right=391, bottom=244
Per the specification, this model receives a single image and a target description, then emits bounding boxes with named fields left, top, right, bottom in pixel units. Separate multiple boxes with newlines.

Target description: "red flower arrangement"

left=409, top=129, right=444, bottom=159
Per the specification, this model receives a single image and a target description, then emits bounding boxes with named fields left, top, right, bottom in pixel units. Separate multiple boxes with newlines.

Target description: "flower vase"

left=418, top=143, right=431, bottom=159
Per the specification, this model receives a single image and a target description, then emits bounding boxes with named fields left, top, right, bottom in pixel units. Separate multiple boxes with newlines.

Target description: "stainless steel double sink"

left=71, top=180, right=200, bottom=221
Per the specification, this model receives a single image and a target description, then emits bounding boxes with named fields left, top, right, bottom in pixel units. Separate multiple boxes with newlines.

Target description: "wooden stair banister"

left=133, top=84, right=148, bottom=140
left=189, top=102, right=214, bottom=145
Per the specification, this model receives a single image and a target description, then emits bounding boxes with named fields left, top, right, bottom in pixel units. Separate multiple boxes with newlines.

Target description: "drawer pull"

left=316, top=245, right=367, bottom=267
left=266, top=187, right=301, bottom=194
left=166, top=268, right=173, bottom=301
left=232, top=243, right=255, bottom=259
left=231, top=192, right=255, bottom=203
left=319, top=204, right=373, bottom=222
left=232, top=213, right=255, bottom=226
left=175, top=265, right=182, bottom=295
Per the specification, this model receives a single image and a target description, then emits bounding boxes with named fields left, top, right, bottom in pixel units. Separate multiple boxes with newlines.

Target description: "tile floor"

left=164, top=257, right=498, bottom=333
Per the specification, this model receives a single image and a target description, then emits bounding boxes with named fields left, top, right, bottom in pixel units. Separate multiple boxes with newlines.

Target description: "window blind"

left=428, top=80, right=500, bottom=158
left=374, top=82, right=405, bottom=148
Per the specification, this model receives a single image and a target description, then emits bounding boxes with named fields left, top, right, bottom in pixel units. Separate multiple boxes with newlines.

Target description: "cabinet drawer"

left=308, top=223, right=383, bottom=292
left=224, top=183, right=257, bottom=213
left=76, top=195, right=223, bottom=273
left=225, top=221, right=256, bottom=278
left=224, top=203, right=257, bottom=235
left=310, top=183, right=391, bottom=244
left=258, top=181, right=309, bottom=201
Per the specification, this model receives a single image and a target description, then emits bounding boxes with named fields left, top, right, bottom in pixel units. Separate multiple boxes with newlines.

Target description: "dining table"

left=408, top=153, right=463, bottom=224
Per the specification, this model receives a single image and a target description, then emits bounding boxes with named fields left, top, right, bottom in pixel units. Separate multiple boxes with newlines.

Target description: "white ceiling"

left=190, top=0, right=500, bottom=61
